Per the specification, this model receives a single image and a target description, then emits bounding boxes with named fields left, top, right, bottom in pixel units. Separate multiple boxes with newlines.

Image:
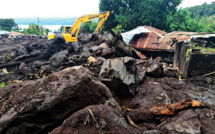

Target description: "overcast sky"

left=0, top=0, right=214, bottom=18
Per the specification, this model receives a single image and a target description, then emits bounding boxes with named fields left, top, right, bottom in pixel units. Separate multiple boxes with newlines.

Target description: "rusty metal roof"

left=10, top=31, right=24, bottom=36
left=158, top=31, right=197, bottom=45
left=127, top=27, right=215, bottom=52
left=158, top=31, right=215, bottom=46
left=145, top=26, right=167, bottom=37
left=127, top=26, right=172, bottom=51
left=130, top=28, right=173, bottom=51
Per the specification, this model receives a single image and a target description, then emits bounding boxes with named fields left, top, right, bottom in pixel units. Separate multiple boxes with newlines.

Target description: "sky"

left=0, top=0, right=214, bottom=18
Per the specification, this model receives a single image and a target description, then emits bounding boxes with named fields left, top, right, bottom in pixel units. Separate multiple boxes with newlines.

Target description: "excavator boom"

left=48, top=11, right=110, bottom=43
left=70, top=11, right=110, bottom=39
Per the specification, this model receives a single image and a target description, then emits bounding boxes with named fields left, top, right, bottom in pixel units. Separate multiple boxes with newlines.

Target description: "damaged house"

left=165, top=32, right=215, bottom=78
left=122, top=26, right=173, bottom=61
left=122, top=26, right=215, bottom=78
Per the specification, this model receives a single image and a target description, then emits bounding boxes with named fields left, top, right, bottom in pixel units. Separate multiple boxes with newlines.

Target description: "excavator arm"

left=70, top=11, right=110, bottom=39
left=48, top=11, right=109, bottom=43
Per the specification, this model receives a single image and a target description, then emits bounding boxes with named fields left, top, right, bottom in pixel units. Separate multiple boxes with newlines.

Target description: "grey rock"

left=19, top=62, right=26, bottom=70
left=71, top=42, right=80, bottom=52
left=49, top=50, right=69, bottom=68
left=143, top=130, right=163, bottom=134
left=99, top=57, right=138, bottom=98
left=18, top=46, right=29, bottom=56
left=89, top=46, right=103, bottom=53
left=30, top=50, right=43, bottom=57
left=161, top=109, right=201, bottom=134
left=137, top=66, right=147, bottom=85
left=146, top=61, right=163, bottom=78
left=40, top=65, right=52, bottom=71
left=15, top=54, right=31, bottom=61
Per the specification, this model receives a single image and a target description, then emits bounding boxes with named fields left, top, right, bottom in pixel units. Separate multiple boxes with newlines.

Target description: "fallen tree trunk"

left=125, top=99, right=210, bottom=123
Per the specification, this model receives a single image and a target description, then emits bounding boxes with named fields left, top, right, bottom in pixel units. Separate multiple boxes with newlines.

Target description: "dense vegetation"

left=187, top=2, right=215, bottom=19
left=21, top=23, right=50, bottom=35
left=0, top=19, right=50, bottom=35
left=99, top=0, right=215, bottom=33
left=80, top=21, right=99, bottom=33
left=186, top=2, right=215, bottom=33
left=0, top=19, right=18, bottom=31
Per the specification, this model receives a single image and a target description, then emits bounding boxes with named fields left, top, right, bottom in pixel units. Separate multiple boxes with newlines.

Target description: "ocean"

left=18, top=25, right=62, bottom=32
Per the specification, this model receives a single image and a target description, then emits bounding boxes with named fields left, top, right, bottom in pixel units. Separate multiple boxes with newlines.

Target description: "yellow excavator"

left=48, top=11, right=110, bottom=43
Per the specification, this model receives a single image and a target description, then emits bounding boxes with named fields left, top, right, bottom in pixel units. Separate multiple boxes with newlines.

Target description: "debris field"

left=0, top=32, right=215, bottom=134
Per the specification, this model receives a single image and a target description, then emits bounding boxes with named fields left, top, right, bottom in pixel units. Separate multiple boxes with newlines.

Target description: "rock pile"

left=0, top=34, right=214, bottom=133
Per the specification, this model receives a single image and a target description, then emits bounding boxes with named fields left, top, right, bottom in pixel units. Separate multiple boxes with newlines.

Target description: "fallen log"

left=125, top=99, right=210, bottom=123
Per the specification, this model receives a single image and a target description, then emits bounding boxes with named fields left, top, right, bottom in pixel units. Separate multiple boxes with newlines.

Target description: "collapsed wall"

left=174, top=36, right=215, bottom=78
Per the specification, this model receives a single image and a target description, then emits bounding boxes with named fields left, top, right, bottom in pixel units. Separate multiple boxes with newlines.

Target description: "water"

left=18, top=25, right=62, bottom=32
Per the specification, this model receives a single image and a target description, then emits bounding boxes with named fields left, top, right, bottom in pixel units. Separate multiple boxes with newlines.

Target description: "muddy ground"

left=0, top=35, right=215, bottom=134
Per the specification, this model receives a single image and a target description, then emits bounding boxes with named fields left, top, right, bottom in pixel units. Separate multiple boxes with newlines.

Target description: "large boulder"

left=0, top=66, right=119, bottom=134
left=17, top=46, right=29, bottom=56
left=49, top=50, right=69, bottom=68
left=99, top=57, right=138, bottom=98
left=52, top=34, right=65, bottom=44
left=89, top=46, right=103, bottom=53
left=101, top=48, right=113, bottom=58
left=99, top=42, right=109, bottom=49
left=50, top=105, right=135, bottom=134
left=146, top=61, right=163, bottom=78
left=161, top=110, right=201, bottom=134
left=71, top=42, right=81, bottom=53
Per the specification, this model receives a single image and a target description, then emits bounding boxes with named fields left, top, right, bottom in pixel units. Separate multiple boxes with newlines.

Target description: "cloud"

left=0, top=0, right=100, bottom=18
left=179, top=0, right=215, bottom=8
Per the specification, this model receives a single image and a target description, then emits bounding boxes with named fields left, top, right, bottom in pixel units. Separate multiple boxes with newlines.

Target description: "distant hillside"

left=186, top=2, right=215, bottom=19
left=14, top=18, right=78, bottom=25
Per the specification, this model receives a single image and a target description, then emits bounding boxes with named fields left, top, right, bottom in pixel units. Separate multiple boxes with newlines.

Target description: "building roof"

left=144, top=26, right=167, bottom=37
left=158, top=31, right=215, bottom=46
left=122, top=26, right=167, bottom=45
left=0, top=30, right=10, bottom=35
left=123, top=26, right=172, bottom=51
left=122, top=26, right=215, bottom=52
left=10, top=31, right=24, bottom=36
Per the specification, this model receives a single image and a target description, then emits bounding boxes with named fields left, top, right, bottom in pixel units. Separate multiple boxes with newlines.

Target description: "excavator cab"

left=61, top=26, right=72, bottom=34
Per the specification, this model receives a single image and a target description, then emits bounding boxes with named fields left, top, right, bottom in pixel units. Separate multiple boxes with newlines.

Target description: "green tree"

left=23, top=23, right=49, bottom=35
left=166, top=9, right=206, bottom=32
left=81, top=21, right=91, bottom=33
left=99, top=0, right=182, bottom=31
left=80, top=21, right=99, bottom=33
left=111, top=24, right=123, bottom=34
left=0, top=18, right=18, bottom=31
left=90, top=22, right=99, bottom=33
left=187, top=2, right=215, bottom=19
left=185, top=2, right=215, bottom=33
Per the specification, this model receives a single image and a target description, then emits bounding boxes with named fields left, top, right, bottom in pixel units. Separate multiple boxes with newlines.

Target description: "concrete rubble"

left=0, top=33, right=215, bottom=134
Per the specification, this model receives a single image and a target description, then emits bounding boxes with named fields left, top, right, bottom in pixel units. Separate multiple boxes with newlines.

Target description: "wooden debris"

left=126, top=99, right=210, bottom=123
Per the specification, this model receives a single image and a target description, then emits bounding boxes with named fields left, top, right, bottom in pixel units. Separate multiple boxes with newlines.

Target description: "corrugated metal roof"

left=145, top=26, right=167, bottom=37
left=132, top=48, right=148, bottom=59
left=124, top=26, right=172, bottom=51
left=158, top=31, right=197, bottom=46
left=125, top=27, right=215, bottom=52
left=158, top=31, right=215, bottom=46
left=129, top=26, right=173, bottom=51
left=130, top=32, right=168, bottom=51
left=184, top=34, right=215, bottom=43
left=122, top=26, right=151, bottom=45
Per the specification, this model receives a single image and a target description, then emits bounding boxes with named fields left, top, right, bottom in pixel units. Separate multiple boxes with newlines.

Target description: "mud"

left=0, top=34, right=215, bottom=133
